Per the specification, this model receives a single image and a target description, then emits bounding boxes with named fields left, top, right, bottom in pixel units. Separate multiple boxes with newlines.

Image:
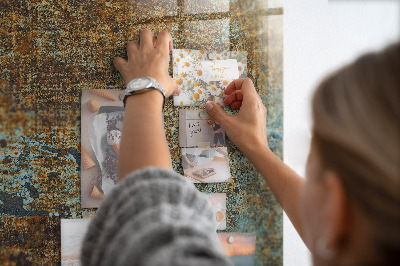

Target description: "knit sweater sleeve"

left=80, top=167, right=232, bottom=266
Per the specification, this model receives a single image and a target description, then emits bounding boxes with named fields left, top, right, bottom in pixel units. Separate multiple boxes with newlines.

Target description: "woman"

left=203, top=118, right=225, bottom=147
left=81, top=30, right=400, bottom=265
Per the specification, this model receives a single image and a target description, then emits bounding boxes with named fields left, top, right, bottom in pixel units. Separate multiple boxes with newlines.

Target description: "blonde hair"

left=312, top=43, right=400, bottom=264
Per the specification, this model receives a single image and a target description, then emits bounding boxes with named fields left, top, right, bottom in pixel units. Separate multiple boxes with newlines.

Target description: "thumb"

left=205, top=102, right=231, bottom=128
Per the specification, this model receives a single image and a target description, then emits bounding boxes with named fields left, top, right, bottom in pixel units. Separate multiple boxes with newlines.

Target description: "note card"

left=199, top=59, right=239, bottom=82
left=173, top=49, right=247, bottom=106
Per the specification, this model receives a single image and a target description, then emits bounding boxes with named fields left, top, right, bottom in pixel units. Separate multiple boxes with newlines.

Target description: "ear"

left=321, top=171, right=349, bottom=251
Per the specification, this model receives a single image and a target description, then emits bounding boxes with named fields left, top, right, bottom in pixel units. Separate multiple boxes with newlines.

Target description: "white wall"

left=283, top=0, right=399, bottom=265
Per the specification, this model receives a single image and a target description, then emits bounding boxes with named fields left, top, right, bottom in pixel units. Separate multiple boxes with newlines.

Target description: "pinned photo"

left=218, top=233, right=257, bottom=266
left=205, top=193, right=227, bottom=230
left=61, top=219, right=92, bottom=265
left=181, top=147, right=232, bottom=183
left=81, top=89, right=125, bottom=208
left=179, top=109, right=226, bottom=148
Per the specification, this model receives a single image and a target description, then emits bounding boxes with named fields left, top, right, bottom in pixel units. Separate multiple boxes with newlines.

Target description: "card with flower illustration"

left=173, top=49, right=247, bottom=106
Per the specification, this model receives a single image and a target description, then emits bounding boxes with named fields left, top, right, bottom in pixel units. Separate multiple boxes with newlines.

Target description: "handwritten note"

left=179, top=109, right=225, bottom=148
left=184, top=118, right=212, bottom=147
left=188, top=121, right=202, bottom=137
left=198, top=59, right=239, bottom=82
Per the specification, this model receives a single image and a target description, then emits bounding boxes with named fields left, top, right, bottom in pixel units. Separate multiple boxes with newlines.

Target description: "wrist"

left=241, top=137, right=273, bottom=161
left=124, top=76, right=166, bottom=108
left=125, top=90, right=164, bottom=110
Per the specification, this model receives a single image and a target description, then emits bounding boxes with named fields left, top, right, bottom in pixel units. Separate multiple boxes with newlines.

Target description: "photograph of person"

left=203, top=117, right=225, bottom=146
left=179, top=109, right=226, bottom=147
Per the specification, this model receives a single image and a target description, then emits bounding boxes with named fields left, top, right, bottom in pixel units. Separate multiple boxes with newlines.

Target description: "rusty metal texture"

left=1, top=0, right=283, bottom=264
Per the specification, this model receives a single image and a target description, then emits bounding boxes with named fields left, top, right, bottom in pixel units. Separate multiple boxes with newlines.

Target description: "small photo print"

left=182, top=147, right=232, bottom=183
left=218, top=233, right=257, bottom=266
left=61, top=219, right=92, bottom=266
left=172, top=49, right=247, bottom=106
left=179, top=109, right=226, bottom=148
left=205, top=193, right=227, bottom=230
left=81, top=89, right=125, bottom=208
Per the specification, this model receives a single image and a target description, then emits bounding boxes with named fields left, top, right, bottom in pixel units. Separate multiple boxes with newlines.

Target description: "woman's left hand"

left=113, top=29, right=179, bottom=97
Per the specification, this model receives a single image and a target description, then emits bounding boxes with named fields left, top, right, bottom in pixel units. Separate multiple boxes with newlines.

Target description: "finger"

left=139, top=29, right=154, bottom=51
left=172, top=86, right=182, bottom=96
left=113, top=57, right=127, bottom=73
left=127, top=41, right=139, bottom=58
left=224, top=79, right=243, bottom=95
left=223, top=90, right=243, bottom=106
left=224, top=78, right=256, bottom=96
left=165, top=79, right=179, bottom=98
left=205, top=102, right=231, bottom=128
left=155, top=31, right=173, bottom=53
left=230, top=101, right=242, bottom=109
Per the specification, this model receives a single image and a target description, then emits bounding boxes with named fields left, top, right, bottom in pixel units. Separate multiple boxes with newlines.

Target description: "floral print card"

left=173, top=49, right=247, bottom=106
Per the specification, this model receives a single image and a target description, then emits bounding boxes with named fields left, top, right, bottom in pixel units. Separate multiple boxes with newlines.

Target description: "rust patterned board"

left=1, top=0, right=283, bottom=264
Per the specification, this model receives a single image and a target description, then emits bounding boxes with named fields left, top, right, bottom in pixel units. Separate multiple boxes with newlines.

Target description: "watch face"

left=130, top=77, right=151, bottom=90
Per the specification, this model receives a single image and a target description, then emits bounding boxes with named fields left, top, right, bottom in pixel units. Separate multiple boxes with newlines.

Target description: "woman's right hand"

left=205, top=78, right=270, bottom=158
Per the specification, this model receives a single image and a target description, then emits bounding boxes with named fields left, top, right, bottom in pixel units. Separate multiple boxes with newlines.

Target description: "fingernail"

left=177, top=86, right=182, bottom=95
left=206, top=102, right=214, bottom=112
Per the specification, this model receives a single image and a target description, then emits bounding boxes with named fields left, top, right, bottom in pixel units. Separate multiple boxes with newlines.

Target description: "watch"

left=123, top=77, right=166, bottom=107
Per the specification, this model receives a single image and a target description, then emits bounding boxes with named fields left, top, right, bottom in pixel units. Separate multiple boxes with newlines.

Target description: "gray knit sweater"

left=81, top=167, right=232, bottom=266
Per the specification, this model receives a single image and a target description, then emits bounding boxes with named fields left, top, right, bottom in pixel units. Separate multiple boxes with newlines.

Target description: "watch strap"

left=123, top=77, right=166, bottom=108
